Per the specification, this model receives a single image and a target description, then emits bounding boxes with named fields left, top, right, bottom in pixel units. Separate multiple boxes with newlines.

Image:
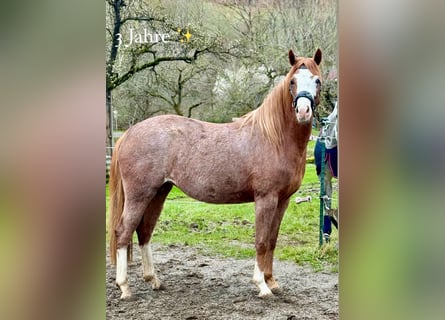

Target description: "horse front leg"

left=253, top=195, right=279, bottom=298
left=264, top=198, right=290, bottom=294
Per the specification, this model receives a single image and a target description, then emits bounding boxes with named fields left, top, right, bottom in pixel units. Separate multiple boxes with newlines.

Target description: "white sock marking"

left=116, top=247, right=128, bottom=285
left=253, top=260, right=272, bottom=296
left=140, top=242, right=162, bottom=289
left=140, top=243, right=155, bottom=279
left=116, top=247, right=132, bottom=298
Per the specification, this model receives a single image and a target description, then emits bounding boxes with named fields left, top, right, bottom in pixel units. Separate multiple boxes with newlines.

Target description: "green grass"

left=106, top=160, right=338, bottom=272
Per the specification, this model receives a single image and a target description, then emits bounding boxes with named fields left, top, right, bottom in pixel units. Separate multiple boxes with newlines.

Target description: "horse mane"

left=240, top=57, right=321, bottom=148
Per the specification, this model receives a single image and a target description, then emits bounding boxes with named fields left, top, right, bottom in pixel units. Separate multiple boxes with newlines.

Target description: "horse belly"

left=183, top=188, right=253, bottom=204
left=173, top=174, right=254, bottom=204
left=170, top=157, right=253, bottom=204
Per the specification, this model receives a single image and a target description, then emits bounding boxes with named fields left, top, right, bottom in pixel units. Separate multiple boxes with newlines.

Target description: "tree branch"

left=121, top=16, right=164, bottom=24
left=108, top=55, right=196, bottom=90
left=150, top=92, right=173, bottom=106
left=187, top=102, right=203, bottom=118
left=147, top=109, right=169, bottom=118
left=177, top=71, right=182, bottom=107
left=106, top=27, right=113, bottom=38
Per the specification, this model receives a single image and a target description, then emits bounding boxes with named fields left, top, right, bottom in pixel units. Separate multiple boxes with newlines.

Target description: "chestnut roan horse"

left=109, top=49, right=322, bottom=299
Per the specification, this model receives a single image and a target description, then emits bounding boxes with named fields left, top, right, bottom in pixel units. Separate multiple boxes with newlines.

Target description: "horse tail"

left=109, top=133, right=132, bottom=265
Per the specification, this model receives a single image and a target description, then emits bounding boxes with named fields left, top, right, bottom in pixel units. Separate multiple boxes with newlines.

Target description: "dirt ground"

left=106, top=244, right=338, bottom=320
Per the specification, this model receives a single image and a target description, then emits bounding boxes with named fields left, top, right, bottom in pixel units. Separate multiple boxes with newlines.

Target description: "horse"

left=314, top=102, right=338, bottom=243
left=109, top=48, right=323, bottom=299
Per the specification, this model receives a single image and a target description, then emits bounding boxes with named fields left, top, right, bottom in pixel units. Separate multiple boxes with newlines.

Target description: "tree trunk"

left=106, top=0, right=123, bottom=157
left=106, top=88, right=113, bottom=157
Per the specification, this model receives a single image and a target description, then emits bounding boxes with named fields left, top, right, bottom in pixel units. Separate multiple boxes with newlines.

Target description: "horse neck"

left=287, top=120, right=312, bottom=156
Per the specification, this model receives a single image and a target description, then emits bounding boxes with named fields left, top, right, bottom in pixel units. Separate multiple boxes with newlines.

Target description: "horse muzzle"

left=293, top=91, right=315, bottom=123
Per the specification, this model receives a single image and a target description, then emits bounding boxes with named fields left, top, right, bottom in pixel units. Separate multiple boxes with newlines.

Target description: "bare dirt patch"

left=106, top=244, right=338, bottom=319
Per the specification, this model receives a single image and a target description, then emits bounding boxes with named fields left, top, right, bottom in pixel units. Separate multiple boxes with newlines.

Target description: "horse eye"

left=290, top=79, right=295, bottom=85
left=315, top=79, right=321, bottom=85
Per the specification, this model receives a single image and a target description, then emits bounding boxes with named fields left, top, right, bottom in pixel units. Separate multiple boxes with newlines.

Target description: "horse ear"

left=314, top=48, right=322, bottom=65
left=288, top=50, right=296, bottom=66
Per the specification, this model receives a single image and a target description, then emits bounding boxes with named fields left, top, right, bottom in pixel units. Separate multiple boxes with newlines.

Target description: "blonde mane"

left=240, top=57, right=321, bottom=148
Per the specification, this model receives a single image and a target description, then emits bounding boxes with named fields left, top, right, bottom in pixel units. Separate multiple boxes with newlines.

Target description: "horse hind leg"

left=115, top=196, right=153, bottom=300
left=137, top=182, right=172, bottom=291
left=140, top=243, right=163, bottom=290
left=116, top=246, right=132, bottom=300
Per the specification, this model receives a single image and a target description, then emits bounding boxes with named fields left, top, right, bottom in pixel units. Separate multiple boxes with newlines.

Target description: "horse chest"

left=283, top=156, right=306, bottom=195
left=252, top=155, right=301, bottom=192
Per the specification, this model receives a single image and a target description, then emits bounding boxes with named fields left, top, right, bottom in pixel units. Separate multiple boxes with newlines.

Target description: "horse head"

left=288, top=48, right=322, bottom=124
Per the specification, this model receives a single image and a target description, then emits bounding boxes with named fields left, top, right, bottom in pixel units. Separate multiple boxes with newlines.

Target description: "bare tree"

left=105, top=0, right=225, bottom=154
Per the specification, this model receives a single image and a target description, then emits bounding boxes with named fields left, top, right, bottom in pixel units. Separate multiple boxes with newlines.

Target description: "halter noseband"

left=292, top=91, right=315, bottom=112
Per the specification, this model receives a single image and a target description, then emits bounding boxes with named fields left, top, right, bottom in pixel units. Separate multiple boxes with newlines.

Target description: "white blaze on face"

left=293, top=69, right=319, bottom=122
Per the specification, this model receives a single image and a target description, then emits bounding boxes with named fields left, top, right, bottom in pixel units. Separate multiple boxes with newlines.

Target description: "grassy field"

left=106, top=138, right=338, bottom=272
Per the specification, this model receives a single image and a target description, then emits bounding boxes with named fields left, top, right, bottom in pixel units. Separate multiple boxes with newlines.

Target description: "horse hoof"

left=266, top=278, right=281, bottom=294
left=258, top=291, right=274, bottom=299
left=120, top=293, right=136, bottom=301
left=271, top=286, right=283, bottom=295
left=144, top=275, right=164, bottom=290
left=153, top=282, right=166, bottom=291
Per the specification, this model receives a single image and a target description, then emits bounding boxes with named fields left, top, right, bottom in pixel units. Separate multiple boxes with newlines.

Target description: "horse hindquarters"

left=110, top=133, right=170, bottom=299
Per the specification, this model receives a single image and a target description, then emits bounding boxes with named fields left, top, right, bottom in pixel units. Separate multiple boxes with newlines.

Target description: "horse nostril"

left=297, top=106, right=310, bottom=115
left=300, top=106, right=309, bottom=113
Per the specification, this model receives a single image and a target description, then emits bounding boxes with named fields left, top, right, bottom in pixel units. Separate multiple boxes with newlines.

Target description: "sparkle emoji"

left=177, top=27, right=192, bottom=43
